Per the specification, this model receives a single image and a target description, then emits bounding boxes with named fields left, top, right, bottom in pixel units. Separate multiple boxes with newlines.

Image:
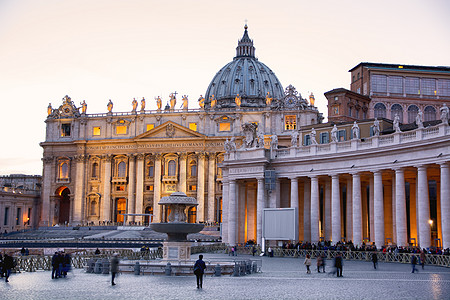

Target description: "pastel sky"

left=0, top=0, right=449, bottom=176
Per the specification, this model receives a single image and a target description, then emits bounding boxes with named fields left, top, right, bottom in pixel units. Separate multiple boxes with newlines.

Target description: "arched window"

left=189, top=161, right=197, bottom=177
left=374, top=103, right=386, bottom=119
left=168, top=160, right=176, bottom=176
left=147, top=161, right=154, bottom=177
left=60, top=162, right=69, bottom=179
left=118, top=161, right=126, bottom=177
left=407, top=105, right=419, bottom=123
left=391, top=104, right=403, bottom=122
left=424, top=106, right=436, bottom=122
left=92, top=162, right=99, bottom=178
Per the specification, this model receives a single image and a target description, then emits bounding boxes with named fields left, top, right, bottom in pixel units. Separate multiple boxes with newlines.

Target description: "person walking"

left=411, top=255, right=418, bottom=273
left=372, top=252, right=378, bottom=269
left=193, top=254, right=207, bottom=289
left=4, top=253, right=14, bottom=282
left=0, top=253, right=4, bottom=278
left=110, top=253, right=119, bottom=285
left=304, top=254, right=312, bottom=274
left=420, top=250, right=426, bottom=270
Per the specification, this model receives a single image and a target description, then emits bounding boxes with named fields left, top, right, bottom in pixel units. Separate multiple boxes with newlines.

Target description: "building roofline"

left=324, top=88, right=371, bottom=100
left=348, top=62, right=450, bottom=73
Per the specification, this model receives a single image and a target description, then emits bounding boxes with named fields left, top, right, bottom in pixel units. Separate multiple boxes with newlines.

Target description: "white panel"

left=263, top=208, right=298, bottom=240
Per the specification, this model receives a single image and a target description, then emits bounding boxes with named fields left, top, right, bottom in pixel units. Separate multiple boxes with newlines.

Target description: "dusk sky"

left=0, top=0, right=449, bottom=176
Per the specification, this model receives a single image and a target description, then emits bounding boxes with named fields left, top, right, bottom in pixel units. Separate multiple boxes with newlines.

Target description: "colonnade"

left=224, top=163, right=450, bottom=250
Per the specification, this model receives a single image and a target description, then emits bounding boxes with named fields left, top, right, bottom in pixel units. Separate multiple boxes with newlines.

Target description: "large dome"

left=205, top=25, right=284, bottom=109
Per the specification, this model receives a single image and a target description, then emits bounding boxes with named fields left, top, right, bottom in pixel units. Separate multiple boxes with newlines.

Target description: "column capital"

left=178, top=153, right=188, bottom=160
left=136, top=153, right=145, bottom=160
left=102, top=154, right=113, bottom=161
left=74, top=155, right=86, bottom=163
left=42, top=156, right=54, bottom=164
left=197, top=152, right=206, bottom=159
left=351, top=172, right=360, bottom=177
left=440, top=161, right=450, bottom=168
left=372, top=170, right=383, bottom=176
left=289, top=176, right=298, bottom=181
left=154, top=153, right=163, bottom=160
left=207, top=152, right=217, bottom=160
left=330, top=174, right=340, bottom=179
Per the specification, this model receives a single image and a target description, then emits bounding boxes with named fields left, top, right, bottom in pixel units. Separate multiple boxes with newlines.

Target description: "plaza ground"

left=1, top=253, right=449, bottom=300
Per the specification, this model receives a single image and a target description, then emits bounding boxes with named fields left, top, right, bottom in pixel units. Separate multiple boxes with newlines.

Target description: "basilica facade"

left=40, top=26, right=450, bottom=250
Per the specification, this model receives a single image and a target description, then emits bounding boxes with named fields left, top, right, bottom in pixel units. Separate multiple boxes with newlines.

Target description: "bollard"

left=165, top=262, right=172, bottom=276
left=134, top=261, right=140, bottom=275
left=214, top=264, right=222, bottom=276
left=232, top=263, right=240, bottom=277
left=246, top=261, right=252, bottom=274
left=102, top=258, right=110, bottom=274
left=94, top=259, right=102, bottom=274
left=87, top=258, right=95, bottom=273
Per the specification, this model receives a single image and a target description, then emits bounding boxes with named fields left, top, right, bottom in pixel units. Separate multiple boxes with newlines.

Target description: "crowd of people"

left=51, top=251, right=72, bottom=279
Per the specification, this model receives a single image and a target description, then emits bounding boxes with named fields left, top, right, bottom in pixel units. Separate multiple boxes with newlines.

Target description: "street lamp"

left=428, top=219, right=433, bottom=227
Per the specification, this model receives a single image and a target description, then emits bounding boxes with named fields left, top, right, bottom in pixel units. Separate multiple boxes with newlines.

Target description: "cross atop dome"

left=235, top=23, right=255, bottom=58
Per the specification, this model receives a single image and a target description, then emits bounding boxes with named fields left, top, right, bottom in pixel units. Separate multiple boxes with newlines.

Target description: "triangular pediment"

left=135, top=121, right=206, bottom=140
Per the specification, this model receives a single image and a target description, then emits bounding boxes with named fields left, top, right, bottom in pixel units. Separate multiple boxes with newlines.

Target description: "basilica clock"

left=285, top=95, right=297, bottom=108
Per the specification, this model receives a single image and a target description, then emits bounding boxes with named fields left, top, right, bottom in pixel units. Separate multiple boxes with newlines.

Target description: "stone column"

left=221, top=180, right=229, bottom=244
left=101, top=155, right=112, bottom=222
left=127, top=154, right=136, bottom=223
left=303, top=178, right=311, bottom=242
left=257, top=177, right=265, bottom=245
left=310, top=176, right=320, bottom=244
left=208, top=153, right=216, bottom=222
left=324, top=179, right=332, bottom=241
left=228, top=179, right=237, bottom=245
left=373, top=170, right=385, bottom=249
left=153, top=154, right=162, bottom=223
left=135, top=154, right=145, bottom=223
left=346, top=177, right=353, bottom=241
left=440, top=163, right=450, bottom=249
left=196, top=152, right=206, bottom=222
left=269, top=178, right=280, bottom=208
left=395, top=168, right=407, bottom=247
left=40, top=156, right=53, bottom=226
left=417, top=165, right=431, bottom=248
left=73, top=155, right=86, bottom=224
left=290, top=177, right=299, bottom=209
left=369, top=177, right=375, bottom=242
left=331, top=174, right=341, bottom=244
left=352, top=173, right=362, bottom=246
left=179, top=153, right=187, bottom=194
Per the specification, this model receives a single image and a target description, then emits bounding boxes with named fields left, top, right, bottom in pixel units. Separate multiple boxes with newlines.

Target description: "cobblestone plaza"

left=2, top=253, right=449, bottom=300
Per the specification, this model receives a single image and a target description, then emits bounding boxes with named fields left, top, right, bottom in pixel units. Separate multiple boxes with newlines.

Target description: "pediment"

left=135, top=121, right=206, bottom=140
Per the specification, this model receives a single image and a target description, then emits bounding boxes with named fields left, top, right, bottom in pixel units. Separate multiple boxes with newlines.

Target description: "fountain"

left=150, top=192, right=204, bottom=260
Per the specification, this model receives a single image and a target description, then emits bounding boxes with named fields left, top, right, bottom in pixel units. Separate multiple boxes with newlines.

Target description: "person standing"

left=335, top=253, right=343, bottom=277
left=411, top=255, right=418, bottom=273
left=304, top=254, right=311, bottom=274
left=51, top=252, right=59, bottom=279
left=316, top=255, right=323, bottom=273
left=420, top=250, right=426, bottom=270
left=110, top=253, right=119, bottom=285
left=372, top=252, right=378, bottom=269
left=4, top=253, right=14, bottom=282
left=0, top=253, right=4, bottom=278
left=193, top=254, right=207, bottom=289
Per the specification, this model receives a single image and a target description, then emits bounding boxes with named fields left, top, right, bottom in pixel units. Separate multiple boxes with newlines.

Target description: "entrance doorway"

left=57, top=187, right=70, bottom=224
left=188, top=207, right=196, bottom=223
left=115, top=198, right=126, bottom=223
left=144, top=206, right=153, bottom=225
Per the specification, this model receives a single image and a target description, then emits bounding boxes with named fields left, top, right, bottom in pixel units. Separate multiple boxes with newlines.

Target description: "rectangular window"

left=348, top=107, right=352, bottom=117
left=219, top=123, right=231, bottom=131
left=438, top=79, right=450, bottom=97
left=189, top=123, right=197, bottom=131
left=388, top=76, right=403, bottom=94
left=421, top=78, right=436, bottom=95
left=304, top=135, right=311, bottom=146
left=146, top=124, right=155, bottom=131
left=285, top=115, right=296, bottom=130
left=338, top=130, right=346, bottom=141
left=146, top=185, right=154, bottom=191
left=16, top=207, right=21, bottom=225
left=189, top=185, right=197, bottom=191
left=320, top=132, right=329, bottom=144
left=371, top=74, right=387, bottom=93
left=405, top=77, right=420, bottom=95
left=116, top=186, right=125, bottom=191
left=116, top=125, right=127, bottom=135
left=4, top=207, right=9, bottom=225
left=93, top=127, right=101, bottom=136
left=61, top=123, right=71, bottom=137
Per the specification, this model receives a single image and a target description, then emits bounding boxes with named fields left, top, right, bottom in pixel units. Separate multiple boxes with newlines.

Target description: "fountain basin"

left=150, top=223, right=204, bottom=242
